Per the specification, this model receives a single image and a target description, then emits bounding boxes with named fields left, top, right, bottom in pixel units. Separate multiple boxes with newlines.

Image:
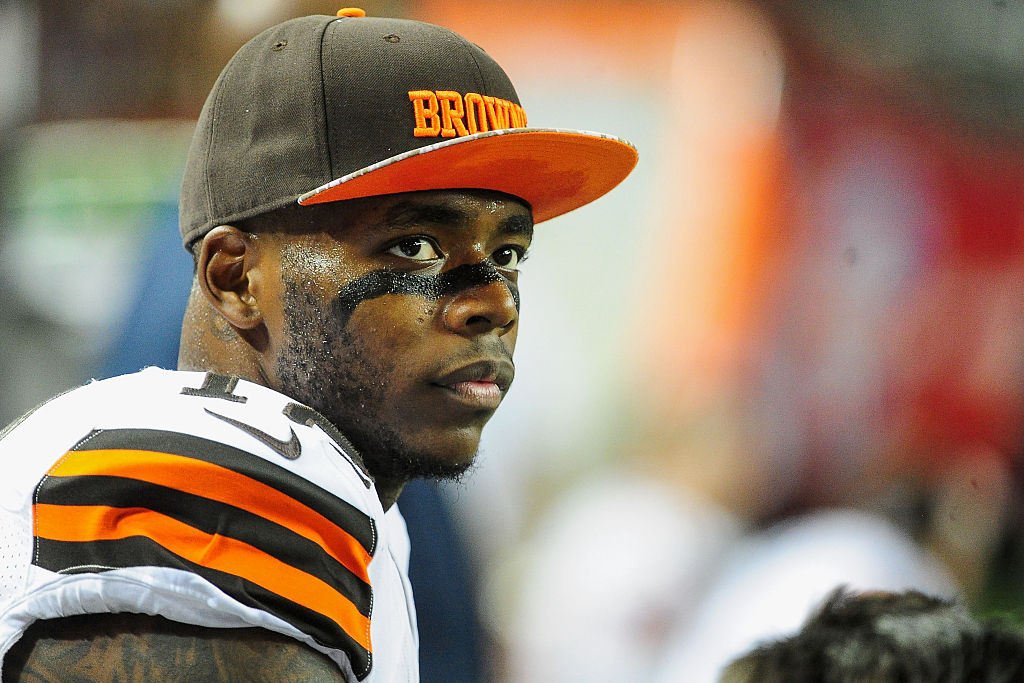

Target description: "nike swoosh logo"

left=282, top=402, right=374, bottom=489
left=205, top=408, right=302, bottom=460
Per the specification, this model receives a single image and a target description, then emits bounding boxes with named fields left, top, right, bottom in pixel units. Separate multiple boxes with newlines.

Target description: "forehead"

left=269, top=189, right=534, bottom=240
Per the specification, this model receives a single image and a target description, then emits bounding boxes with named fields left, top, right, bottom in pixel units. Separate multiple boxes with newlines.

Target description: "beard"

left=274, top=278, right=474, bottom=484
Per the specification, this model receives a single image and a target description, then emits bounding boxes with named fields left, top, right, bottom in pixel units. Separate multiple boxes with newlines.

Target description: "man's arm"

left=3, top=613, right=345, bottom=682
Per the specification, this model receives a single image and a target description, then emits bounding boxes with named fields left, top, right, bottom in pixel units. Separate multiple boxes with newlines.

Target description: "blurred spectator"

left=499, top=1, right=1024, bottom=681
left=720, top=587, right=1024, bottom=683
left=506, top=472, right=742, bottom=682
left=653, top=511, right=956, bottom=681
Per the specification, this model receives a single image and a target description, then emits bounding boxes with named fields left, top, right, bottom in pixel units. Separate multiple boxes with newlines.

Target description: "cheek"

left=347, top=297, right=440, bottom=348
left=275, top=241, right=361, bottom=350
left=506, top=325, right=519, bottom=353
left=337, top=297, right=443, bottom=387
left=291, top=246, right=361, bottom=294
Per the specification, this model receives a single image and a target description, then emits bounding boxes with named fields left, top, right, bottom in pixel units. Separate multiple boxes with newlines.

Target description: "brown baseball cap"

left=179, top=8, right=638, bottom=249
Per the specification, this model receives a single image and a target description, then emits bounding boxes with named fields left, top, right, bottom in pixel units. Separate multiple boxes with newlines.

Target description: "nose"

left=443, top=278, right=518, bottom=337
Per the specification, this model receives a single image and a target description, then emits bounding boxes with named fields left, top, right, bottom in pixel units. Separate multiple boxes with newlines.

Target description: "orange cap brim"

left=297, top=128, right=638, bottom=223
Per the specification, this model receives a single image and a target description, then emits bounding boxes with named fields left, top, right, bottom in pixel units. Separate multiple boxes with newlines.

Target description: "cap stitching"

left=203, top=60, right=234, bottom=231
left=319, top=19, right=338, bottom=180
left=458, top=32, right=490, bottom=95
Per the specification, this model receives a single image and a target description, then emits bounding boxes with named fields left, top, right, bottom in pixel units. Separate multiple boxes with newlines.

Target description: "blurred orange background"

left=1, top=1, right=1022, bottom=680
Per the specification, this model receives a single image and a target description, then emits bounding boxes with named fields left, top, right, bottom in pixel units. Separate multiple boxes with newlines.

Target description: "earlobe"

left=197, top=226, right=263, bottom=330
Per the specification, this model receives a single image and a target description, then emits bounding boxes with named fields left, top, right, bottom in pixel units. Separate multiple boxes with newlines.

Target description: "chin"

left=354, top=425, right=482, bottom=483
left=426, top=426, right=484, bottom=463
left=411, top=432, right=482, bottom=477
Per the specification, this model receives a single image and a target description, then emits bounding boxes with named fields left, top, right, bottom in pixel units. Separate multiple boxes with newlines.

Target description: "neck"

left=180, top=285, right=403, bottom=510
left=178, top=283, right=267, bottom=384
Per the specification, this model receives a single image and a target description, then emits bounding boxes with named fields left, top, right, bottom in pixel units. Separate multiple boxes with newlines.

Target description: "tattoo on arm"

left=3, top=614, right=345, bottom=682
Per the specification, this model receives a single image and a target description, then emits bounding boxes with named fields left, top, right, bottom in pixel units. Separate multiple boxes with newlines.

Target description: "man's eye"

left=492, top=246, right=527, bottom=270
left=388, top=237, right=441, bottom=261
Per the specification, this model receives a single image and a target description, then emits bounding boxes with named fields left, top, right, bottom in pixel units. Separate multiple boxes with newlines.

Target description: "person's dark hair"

left=721, top=587, right=1024, bottom=683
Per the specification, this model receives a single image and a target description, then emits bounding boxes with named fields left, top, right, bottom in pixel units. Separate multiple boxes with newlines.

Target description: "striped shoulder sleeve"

left=32, top=427, right=377, bottom=680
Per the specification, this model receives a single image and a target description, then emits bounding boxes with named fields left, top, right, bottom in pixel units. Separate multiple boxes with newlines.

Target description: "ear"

left=196, top=226, right=263, bottom=330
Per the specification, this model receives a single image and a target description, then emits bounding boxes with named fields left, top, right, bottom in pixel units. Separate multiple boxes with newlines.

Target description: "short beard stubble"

left=275, top=275, right=475, bottom=485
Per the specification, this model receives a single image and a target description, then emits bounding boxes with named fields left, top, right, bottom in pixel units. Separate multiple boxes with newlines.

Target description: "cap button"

left=337, top=8, right=366, bottom=17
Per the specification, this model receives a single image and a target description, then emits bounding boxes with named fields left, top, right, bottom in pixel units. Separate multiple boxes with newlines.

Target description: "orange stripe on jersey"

left=47, top=449, right=371, bottom=583
left=33, top=503, right=373, bottom=652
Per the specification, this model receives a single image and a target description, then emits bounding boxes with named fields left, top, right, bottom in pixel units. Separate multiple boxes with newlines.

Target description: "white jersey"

left=0, top=367, right=418, bottom=682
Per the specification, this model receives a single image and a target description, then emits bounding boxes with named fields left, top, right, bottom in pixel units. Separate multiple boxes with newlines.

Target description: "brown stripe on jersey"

left=33, top=534, right=373, bottom=679
left=32, top=427, right=380, bottom=677
left=44, top=448, right=372, bottom=583
left=35, top=475, right=372, bottom=616
left=69, top=428, right=375, bottom=555
left=34, top=504, right=372, bottom=652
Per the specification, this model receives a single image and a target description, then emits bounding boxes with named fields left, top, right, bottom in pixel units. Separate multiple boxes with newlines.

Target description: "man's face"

left=259, top=190, right=533, bottom=483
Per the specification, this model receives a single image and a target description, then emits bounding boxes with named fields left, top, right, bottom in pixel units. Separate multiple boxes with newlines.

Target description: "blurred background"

left=1, top=0, right=1022, bottom=680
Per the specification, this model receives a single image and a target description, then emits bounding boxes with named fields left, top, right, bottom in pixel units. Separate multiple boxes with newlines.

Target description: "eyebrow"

left=499, top=214, right=534, bottom=239
left=380, top=201, right=534, bottom=240
left=382, top=202, right=467, bottom=230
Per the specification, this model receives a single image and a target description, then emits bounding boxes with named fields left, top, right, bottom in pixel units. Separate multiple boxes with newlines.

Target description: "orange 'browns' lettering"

left=409, top=90, right=527, bottom=138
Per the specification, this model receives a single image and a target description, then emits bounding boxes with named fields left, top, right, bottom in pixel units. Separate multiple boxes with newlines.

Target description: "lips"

left=431, top=358, right=514, bottom=410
